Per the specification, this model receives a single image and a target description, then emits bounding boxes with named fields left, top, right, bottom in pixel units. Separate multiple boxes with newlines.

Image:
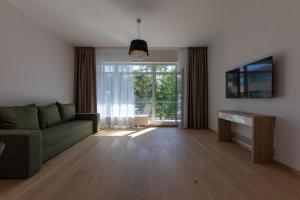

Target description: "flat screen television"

left=226, top=57, right=273, bottom=98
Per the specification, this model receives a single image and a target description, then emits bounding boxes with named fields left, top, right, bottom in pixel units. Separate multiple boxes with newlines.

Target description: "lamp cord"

left=137, top=18, right=141, bottom=39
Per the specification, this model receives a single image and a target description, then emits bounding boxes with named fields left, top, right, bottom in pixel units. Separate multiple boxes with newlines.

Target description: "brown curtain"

left=74, top=47, right=96, bottom=113
left=187, top=47, right=208, bottom=129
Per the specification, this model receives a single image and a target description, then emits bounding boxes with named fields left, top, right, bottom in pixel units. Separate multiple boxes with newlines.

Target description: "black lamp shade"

left=129, top=39, right=149, bottom=57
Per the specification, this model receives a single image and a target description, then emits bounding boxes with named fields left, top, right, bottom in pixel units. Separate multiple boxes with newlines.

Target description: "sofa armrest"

left=75, top=113, right=100, bottom=133
left=0, top=129, right=42, bottom=178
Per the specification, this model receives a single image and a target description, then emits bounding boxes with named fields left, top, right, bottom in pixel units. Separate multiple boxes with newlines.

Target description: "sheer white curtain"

left=96, top=48, right=135, bottom=128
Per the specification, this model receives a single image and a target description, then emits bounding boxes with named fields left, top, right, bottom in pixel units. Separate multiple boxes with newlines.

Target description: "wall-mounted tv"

left=226, top=57, right=273, bottom=98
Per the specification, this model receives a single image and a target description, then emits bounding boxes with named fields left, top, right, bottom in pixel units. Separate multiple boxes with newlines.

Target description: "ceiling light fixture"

left=129, top=18, right=149, bottom=59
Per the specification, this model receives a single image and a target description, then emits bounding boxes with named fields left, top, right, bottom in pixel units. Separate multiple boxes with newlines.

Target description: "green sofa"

left=0, top=103, right=99, bottom=178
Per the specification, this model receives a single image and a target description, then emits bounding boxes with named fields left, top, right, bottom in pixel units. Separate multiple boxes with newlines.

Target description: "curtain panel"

left=96, top=48, right=135, bottom=128
left=74, top=47, right=96, bottom=113
left=187, top=47, right=208, bottom=129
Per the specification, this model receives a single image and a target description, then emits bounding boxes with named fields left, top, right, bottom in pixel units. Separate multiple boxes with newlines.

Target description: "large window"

left=97, top=62, right=181, bottom=127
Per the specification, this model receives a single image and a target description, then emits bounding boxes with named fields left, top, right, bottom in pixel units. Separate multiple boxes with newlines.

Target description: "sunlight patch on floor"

left=128, top=128, right=157, bottom=138
left=98, top=130, right=135, bottom=137
left=94, top=128, right=157, bottom=138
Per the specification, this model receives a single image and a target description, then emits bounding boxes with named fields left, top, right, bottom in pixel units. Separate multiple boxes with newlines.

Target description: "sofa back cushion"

left=0, top=104, right=39, bottom=129
left=56, top=102, right=75, bottom=123
left=38, top=104, right=61, bottom=129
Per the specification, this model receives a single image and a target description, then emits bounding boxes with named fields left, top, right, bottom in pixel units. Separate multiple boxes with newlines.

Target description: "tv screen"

left=226, top=57, right=273, bottom=98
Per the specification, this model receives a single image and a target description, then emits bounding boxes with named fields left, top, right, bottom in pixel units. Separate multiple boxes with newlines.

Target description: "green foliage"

left=134, top=74, right=152, bottom=115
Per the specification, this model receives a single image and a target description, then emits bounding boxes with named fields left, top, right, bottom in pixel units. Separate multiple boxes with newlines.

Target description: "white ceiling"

left=6, top=0, right=257, bottom=48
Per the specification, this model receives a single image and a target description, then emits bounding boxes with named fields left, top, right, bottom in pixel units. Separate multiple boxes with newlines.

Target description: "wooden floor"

left=1, top=128, right=300, bottom=200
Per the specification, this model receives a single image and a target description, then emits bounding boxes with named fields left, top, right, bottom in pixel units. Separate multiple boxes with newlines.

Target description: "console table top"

left=218, top=110, right=275, bottom=119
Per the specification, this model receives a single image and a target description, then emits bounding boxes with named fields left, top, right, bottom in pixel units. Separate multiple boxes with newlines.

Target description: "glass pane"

left=156, top=65, right=176, bottom=73
left=133, top=65, right=152, bottom=73
left=155, top=71, right=177, bottom=124
left=134, top=73, right=153, bottom=119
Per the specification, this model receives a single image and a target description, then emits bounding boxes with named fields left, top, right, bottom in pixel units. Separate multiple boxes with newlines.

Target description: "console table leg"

left=252, top=118, right=274, bottom=162
left=218, top=118, right=232, bottom=141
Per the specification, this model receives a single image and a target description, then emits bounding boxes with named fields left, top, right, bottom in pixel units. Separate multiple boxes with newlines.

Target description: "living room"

left=1, top=0, right=300, bottom=199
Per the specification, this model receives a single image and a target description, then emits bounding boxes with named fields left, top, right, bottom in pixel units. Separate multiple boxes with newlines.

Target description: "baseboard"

left=232, top=138, right=252, bottom=151
left=208, top=128, right=218, bottom=134
left=149, top=125, right=178, bottom=127
left=274, top=160, right=300, bottom=177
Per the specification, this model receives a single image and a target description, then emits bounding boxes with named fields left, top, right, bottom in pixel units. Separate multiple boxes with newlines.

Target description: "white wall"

left=0, top=1, right=74, bottom=106
left=144, top=50, right=177, bottom=63
left=208, top=0, right=300, bottom=170
left=96, top=48, right=177, bottom=63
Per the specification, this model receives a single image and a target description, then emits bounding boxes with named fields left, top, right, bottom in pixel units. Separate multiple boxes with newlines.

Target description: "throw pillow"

left=56, top=102, right=76, bottom=123
left=38, top=104, right=61, bottom=128
left=0, top=104, right=39, bottom=129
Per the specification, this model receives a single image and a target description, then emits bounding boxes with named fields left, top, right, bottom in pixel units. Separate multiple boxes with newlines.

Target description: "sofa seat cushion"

left=41, top=120, right=93, bottom=162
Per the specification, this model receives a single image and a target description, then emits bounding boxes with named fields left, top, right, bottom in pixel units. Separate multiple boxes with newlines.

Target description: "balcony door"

left=133, top=64, right=180, bottom=126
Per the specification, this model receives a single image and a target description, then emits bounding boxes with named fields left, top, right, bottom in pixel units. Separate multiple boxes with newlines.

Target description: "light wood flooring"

left=1, top=128, right=300, bottom=200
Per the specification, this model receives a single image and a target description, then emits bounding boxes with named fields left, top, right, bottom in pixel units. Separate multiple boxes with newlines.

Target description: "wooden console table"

left=218, top=110, right=275, bottom=163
